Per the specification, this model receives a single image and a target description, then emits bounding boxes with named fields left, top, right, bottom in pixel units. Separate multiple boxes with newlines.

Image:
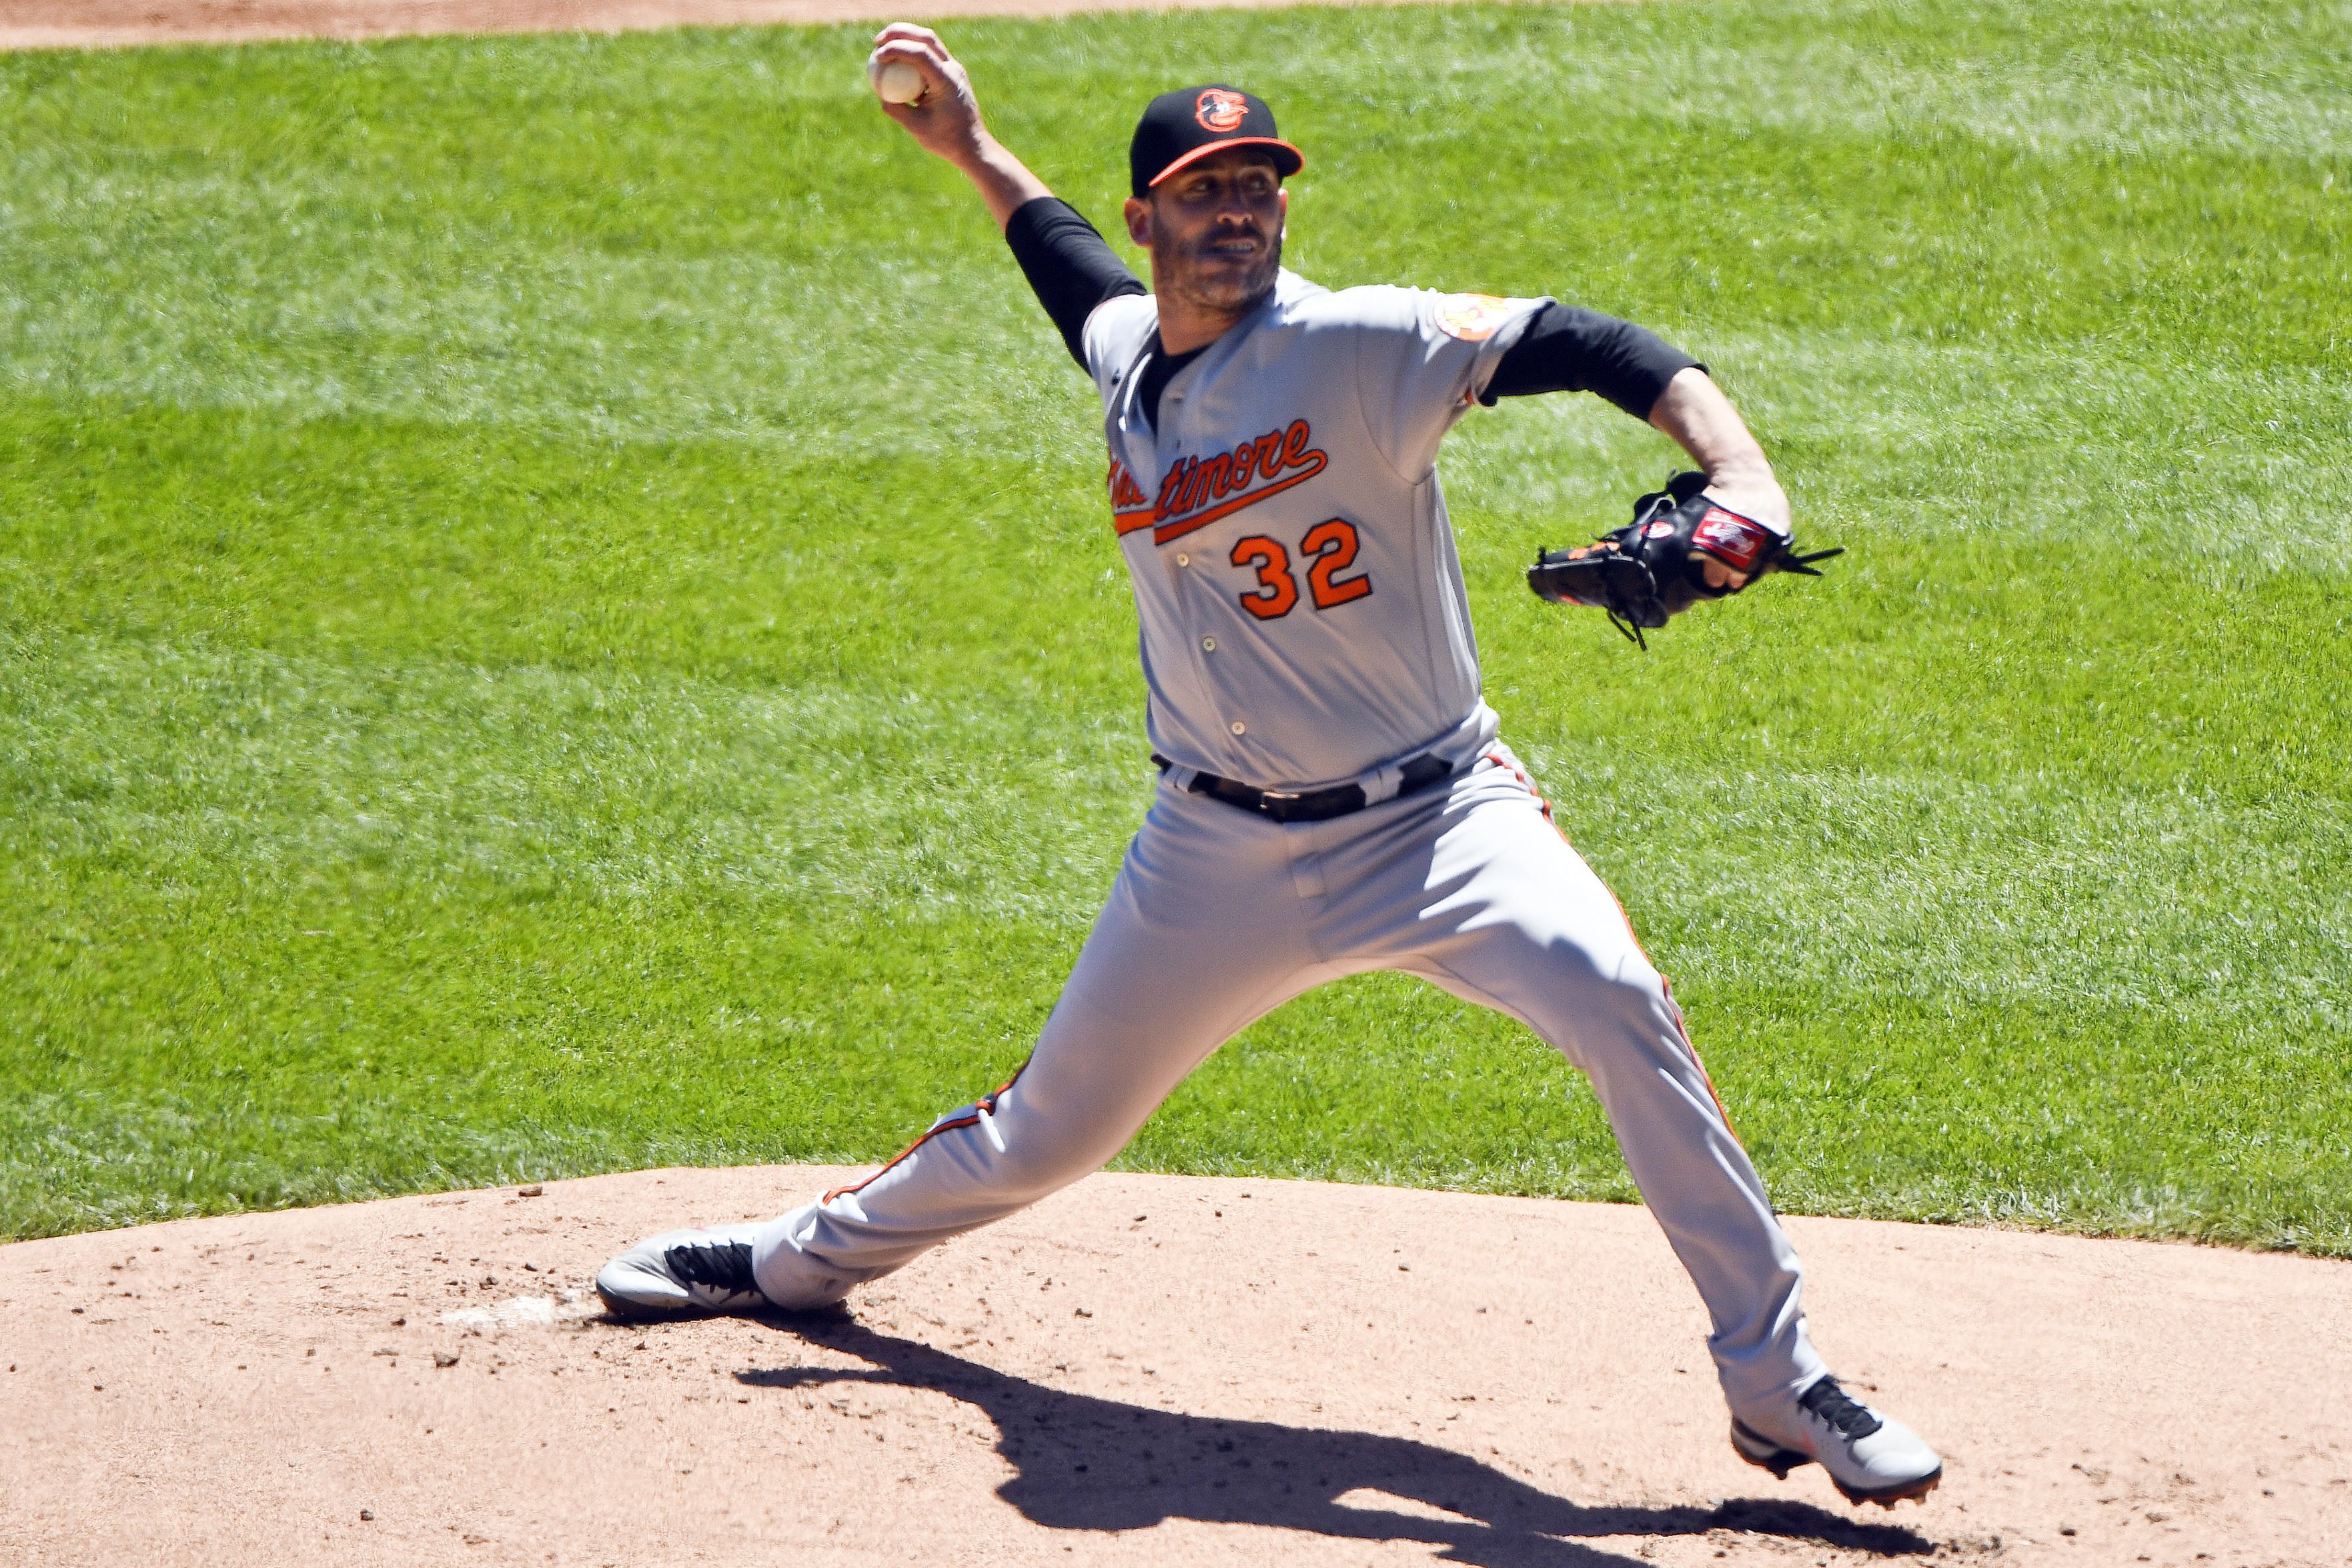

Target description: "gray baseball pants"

left=750, top=743, right=1826, bottom=1418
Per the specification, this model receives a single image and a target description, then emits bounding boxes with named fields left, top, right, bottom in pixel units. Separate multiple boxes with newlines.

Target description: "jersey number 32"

left=1230, top=520, right=1373, bottom=620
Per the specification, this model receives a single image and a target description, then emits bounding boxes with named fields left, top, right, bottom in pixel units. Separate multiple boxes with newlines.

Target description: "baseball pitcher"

left=598, top=28, right=1943, bottom=1509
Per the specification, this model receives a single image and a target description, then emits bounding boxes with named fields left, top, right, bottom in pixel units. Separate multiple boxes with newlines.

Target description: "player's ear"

left=1123, top=196, right=1153, bottom=247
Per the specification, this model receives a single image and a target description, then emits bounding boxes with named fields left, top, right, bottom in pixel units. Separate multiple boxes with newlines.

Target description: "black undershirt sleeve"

left=1003, top=196, right=1149, bottom=369
left=1482, top=302, right=1704, bottom=419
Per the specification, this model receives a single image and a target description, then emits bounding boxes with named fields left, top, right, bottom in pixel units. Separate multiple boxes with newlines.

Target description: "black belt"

left=1152, top=751, right=1459, bottom=824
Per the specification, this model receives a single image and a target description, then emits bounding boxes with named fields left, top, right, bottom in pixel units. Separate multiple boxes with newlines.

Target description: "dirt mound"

left=3, top=1166, right=2347, bottom=1565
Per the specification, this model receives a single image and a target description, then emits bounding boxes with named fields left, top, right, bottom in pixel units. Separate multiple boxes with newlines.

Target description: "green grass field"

left=3, top=0, right=2347, bottom=1251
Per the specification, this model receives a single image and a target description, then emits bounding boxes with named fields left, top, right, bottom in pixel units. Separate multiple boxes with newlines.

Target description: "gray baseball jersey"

left=1087, top=271, right=1550, bottom=790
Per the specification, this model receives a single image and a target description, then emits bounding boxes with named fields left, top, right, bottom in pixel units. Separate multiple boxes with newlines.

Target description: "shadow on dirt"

left=736, top=1312, right=1933, bottom=1567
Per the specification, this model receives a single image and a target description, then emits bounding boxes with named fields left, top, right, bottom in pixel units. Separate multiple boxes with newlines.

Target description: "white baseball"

left=874, top=60, right=926, bottom=105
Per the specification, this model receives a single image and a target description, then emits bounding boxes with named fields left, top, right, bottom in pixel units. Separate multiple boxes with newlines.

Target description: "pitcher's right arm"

left=866, top=25, right=1146, bottom=367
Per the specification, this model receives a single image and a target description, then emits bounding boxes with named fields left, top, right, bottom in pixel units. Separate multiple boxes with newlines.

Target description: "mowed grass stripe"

left=1, top=0, right=2346, bottom=1246
left=3, top=11, right=2342, bottom=439
left=8, top=402, right=2343, bottom=799
left=6, top=628, right=2341, bottom=1248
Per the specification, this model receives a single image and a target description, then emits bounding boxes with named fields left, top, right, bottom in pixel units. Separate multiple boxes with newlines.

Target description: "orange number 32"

left=1228, top=520, right=1371, bottom=620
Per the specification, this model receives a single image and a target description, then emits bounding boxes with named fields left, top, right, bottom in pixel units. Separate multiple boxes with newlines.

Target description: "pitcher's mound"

left=3, top=1166, right=2347, bottom=1565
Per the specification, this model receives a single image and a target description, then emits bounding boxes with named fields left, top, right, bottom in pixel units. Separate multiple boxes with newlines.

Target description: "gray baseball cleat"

left=594, top=1225, right=770, bottom=1319
left=1730, top=1375, right=1944, bottom=1507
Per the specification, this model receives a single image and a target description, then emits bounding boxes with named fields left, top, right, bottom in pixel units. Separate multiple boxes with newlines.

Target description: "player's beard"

left=1161, top=219, right=1282, bottom=317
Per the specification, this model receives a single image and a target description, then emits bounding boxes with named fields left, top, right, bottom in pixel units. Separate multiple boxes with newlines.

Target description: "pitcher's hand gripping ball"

left=873, top=59, right=927, bottom=105
left=1528, top=470, right=1843, bottom=648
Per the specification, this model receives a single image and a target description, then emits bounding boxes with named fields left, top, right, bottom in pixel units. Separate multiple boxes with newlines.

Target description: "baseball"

left=874, top=59, right=926, bottom=106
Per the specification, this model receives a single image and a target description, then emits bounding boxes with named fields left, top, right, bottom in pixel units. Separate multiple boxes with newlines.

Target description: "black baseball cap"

left=1129, top=85, right=1304, bottom=198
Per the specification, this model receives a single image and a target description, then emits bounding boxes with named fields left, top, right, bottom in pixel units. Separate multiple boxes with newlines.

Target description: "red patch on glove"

left=1692, top=505, right=1772, bottom=572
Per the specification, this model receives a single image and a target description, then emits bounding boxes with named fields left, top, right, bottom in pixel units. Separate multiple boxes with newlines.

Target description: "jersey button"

left=1229, top=720, right=1247, bottom=736
left=1201, top=636, right=1217, bottom=652
left=1176, top=553, right=1191, bottom=568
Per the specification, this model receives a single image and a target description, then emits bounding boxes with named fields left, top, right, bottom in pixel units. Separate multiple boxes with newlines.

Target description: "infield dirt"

left=4, top=1165, right=2347, bottom=1566
left=0, top=0, right=1427, bottom=49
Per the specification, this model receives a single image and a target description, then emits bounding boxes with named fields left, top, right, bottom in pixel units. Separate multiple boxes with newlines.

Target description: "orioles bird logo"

left=1195, top=88, right=1249, bottom=133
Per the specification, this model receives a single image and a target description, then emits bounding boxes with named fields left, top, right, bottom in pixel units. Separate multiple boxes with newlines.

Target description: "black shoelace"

left=1799, top=1376, right=1885, bottom=1439
left=665, top=1239, right=757, bottom=1293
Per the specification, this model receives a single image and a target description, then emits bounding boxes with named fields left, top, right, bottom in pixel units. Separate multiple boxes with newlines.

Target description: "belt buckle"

left=1255, top=788, right=1302, bottom=822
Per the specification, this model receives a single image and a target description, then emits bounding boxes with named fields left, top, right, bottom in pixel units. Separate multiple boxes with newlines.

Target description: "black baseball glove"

left=1526, top=471, right=1843, bottom=648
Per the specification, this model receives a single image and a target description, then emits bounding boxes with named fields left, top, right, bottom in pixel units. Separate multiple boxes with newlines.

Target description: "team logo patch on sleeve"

left=1434, top=293, right=1514, bottom=341
left=1195, top=89, right=1249, bottom=132
left=1692, top=506, right=1772, bottom=571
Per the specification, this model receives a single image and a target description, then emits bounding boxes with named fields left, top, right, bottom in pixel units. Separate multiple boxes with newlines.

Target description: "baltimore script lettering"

left=1109, top=420, right=1330, bottom=545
